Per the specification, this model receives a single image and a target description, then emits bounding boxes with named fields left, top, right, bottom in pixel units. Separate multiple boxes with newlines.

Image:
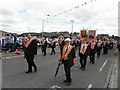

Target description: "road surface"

left=2, top=48, right=118, bottom=89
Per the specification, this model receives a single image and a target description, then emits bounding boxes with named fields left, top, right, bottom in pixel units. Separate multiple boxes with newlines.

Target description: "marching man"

left=42, top=37, right=47, bottom=56
left=89, top=40, right=97, bottom=64
left=50, top=39, right=56, bottom=55
left=79, top=39, right=90, bottom=70
left=96, top=39, right=102, bottom=58
left=58, top=37, right=65, bottom=56
left=103, top=38, right=108, bottom=54
left=58, top=38, right=76, bottom=86
left=24, top=34, right=37, bottom=73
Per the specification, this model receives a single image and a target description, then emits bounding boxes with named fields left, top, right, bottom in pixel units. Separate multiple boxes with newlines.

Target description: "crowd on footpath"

left=1, top=33, right=57, bottom=54
left=1, top=34, right=27, bottom=53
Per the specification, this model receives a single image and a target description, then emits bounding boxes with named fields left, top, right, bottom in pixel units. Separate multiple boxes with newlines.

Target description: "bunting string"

left=45, top=0, right=97, bottom=20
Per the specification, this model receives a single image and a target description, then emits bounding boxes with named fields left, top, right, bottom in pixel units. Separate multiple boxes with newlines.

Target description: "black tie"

left=65, top=46, right=68, bottom=54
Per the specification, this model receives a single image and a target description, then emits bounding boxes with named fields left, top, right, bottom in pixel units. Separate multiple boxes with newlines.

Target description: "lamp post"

left=42, top=15, right=50, bottom=38
left=42, top=20, right=44, bottom=38
left=70, top=20, right=74, bottom=39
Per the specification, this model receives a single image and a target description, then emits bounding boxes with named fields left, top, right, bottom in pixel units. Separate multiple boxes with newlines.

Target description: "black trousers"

left=9, top=43, right=13, bottom=52
left=103, top=47, right=106, bottom=54
left=80, top=54, right=87, bottom=69
left=97, top=50, right=100, bottom=58
left=60, top=48, right=63, bottom=56
left=106, top=48, right=108, bottom=54
left=51, top=47, right=55, bottom=55
left=103, top=46, right=108, bottom=54
left=64, top=61, right=71, bottom=82
left=97, top=49, right=101, bottom=58
left=26, top=55, right=37, bottom=72
left=90, top=53, right=95, bottom=64
left=42, top=46, right=46, bottom=56
left=5, top=43, right=10, bottom=51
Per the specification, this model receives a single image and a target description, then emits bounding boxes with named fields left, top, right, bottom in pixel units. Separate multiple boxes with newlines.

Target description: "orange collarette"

left=62, top=45, right=73, bottom=60
left=25, top=38, right=35, bottom=48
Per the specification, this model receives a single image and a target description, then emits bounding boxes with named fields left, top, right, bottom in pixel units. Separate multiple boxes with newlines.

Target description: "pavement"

left=2, top=47, right=118, bottom=89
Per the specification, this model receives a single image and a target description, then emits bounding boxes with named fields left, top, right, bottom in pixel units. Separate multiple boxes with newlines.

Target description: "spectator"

left=22, top=35, right=27, bottom=50
left=9, top=34, right=15, bottom=52
left=15, top=35, right=21, bottom=51
left=5, top=34, right=10, bottom=52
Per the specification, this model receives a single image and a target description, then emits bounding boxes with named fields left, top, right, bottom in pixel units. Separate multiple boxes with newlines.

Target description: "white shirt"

left=81, top=43, right=85, bottom=48
left=65, top=44, right=70, bottom=52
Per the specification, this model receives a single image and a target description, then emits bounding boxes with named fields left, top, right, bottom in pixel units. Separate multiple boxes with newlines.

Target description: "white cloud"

left=0, top=0, right=119, bottom=35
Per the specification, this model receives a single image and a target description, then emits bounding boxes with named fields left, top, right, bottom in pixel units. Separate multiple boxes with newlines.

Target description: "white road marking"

left=99, top=59, right=108, bottom=72
left=2, top=55, right=24, bottom=59
left=75, top=67, right=78, bottom=70
left=88, top=84, right=92, bottom=88
left=50, top=85, right=61, bottom=89
left=2, top=50, right=60, bottom=59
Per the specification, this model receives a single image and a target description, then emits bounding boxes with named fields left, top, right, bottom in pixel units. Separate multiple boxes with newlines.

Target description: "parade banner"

left=80, top=30, right=87, bottom=40
left=88, top=30, right=96, bottom=41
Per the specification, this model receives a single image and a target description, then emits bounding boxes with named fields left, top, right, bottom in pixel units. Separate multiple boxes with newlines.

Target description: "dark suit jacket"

left=24, top=39, right=37, bottom=56
left=60, top=40, right=65, bottom=50
left=103, top=42, right=108, bottom=48
left=79, top=44, right=90, bottom=58
left=89, top=43, right=97, bottom=54
left=63, top=46, right=76, bottom=68
left=51, top=42, right=56, bottom=48
left=42, top=41, right=47, bottom=49
left=96, top=42, right=102, bottom=51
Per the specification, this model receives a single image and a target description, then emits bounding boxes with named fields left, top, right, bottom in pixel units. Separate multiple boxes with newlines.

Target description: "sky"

left=0, top=0, right=119, bottom=36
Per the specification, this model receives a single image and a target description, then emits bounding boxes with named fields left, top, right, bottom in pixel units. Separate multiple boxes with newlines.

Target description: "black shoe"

left=50, top=52, right=52, bottom=55
left=92, top=62, right=94, bottom=64
left=80, top=67, right=83, bottom=69
left=66, top=82, right=71, bottom=86
left=25, top=71, right=32, bottom=73
left=64, top=80, right=68, bottom=82
left=82, top=68, right=85, bottom=71
left=34, top=67, right=37, bottom=72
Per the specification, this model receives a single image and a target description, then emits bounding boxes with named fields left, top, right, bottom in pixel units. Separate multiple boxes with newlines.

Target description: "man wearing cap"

left=24, top=34, right=37, bottom=73
left=58, top=38, right=76, bottom=86
left=79, top=39, right=90, bottom=70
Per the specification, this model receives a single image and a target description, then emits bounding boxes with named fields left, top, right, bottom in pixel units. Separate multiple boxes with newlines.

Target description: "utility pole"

left=42, top=14, right=50, bottom=38
left=70, top=20, right=74, bottom=39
